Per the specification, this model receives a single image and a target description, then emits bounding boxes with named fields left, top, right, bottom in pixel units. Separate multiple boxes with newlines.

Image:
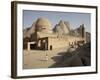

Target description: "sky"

left=23, top=10, right=91, bottom=32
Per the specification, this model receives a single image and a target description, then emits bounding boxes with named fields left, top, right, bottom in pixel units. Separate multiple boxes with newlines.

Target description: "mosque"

left=23, top=17, right=86, bottom=50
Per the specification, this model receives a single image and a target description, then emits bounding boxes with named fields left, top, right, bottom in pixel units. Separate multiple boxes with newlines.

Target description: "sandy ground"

left=23, top=47, right=69, bottom=69
left=23, top=43, right=90, bottom=69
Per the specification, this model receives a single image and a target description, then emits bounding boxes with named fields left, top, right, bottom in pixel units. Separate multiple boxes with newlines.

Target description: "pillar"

left=27, top=42, right=30, bottom=51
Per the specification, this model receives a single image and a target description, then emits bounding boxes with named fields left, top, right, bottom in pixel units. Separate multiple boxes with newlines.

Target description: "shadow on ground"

left=49, top=43, right=91, bottom=68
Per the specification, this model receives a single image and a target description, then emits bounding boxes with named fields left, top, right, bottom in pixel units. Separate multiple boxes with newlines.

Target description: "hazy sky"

left=23, top=10, right=91, bottom=32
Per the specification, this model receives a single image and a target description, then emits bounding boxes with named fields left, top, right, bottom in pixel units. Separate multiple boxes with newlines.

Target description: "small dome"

left=35, top=17, right=52, bottom=32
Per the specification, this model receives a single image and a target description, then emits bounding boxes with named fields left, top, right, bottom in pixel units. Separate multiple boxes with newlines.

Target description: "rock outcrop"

left=53, top=20, right=70, bottom=34
left=23, top=22, right=35, bottom=38
left=49, top=43, right=91, bottom=67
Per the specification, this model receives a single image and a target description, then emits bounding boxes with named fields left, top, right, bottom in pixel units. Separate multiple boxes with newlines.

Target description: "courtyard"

left=23, top=46, right=70, bottom=69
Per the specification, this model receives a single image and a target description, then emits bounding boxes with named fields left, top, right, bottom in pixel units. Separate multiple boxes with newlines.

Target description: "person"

left=44, top=42, right=48, bottom=61
left=45, top=53, right=48, bottom=61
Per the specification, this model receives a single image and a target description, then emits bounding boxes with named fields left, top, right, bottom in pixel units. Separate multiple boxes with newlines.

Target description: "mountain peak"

left=53, top=20, right=71, bottom=34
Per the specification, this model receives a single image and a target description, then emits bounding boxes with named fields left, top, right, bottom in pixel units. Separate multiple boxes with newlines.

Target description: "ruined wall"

left=48, top=37, right=69, bottom=50
left=47, top=35, right=86, bottom=50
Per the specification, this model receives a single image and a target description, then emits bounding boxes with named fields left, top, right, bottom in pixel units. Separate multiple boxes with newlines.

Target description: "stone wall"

left=47, top=36, right=85, bottom=50
left=48, top=37, right=69, bottom=50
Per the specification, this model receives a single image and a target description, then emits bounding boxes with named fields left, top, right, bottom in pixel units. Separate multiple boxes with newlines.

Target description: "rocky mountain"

left=53, top=20, right=71, bottom=34
left=69, top=27, right=91, bottom=42
left=85, top=32, right=91, bottom=43
left=69, top=29, right=80, bottom=37
left=23, top=19, right=91, bottom=43
left=24, top=20, right=71, bottom=38
left=23, top=22, right=35, bottom=38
